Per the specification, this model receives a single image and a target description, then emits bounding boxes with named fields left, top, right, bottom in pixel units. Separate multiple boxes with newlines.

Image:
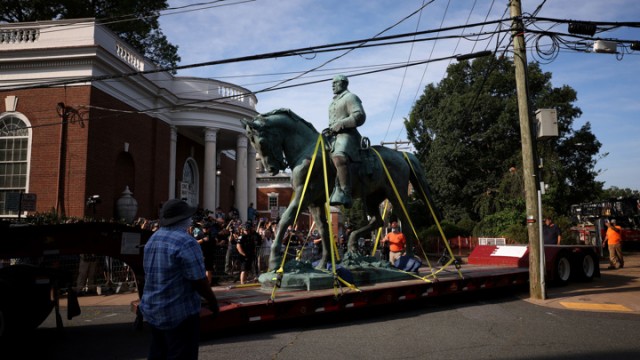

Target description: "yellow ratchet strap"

left=402, top=152, right=463, bottom=279
left=371, top=200, right=389, bottom=256
left=370, top=147, right=435, bottom=282
left=319, top=135, right=357, bottom=296
left=321, top=136, right=340, bottom=297
left=270, top=135, right=324, bottom=301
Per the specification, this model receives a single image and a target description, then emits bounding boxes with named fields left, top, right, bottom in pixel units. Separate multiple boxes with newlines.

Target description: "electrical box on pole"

left=536, top=109, right=558, bottom=139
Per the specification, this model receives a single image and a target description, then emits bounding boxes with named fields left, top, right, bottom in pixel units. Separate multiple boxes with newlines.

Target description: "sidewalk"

left=526, top=252, right=640, bottom=314
left=72, top=291, right=140, bottom=308
left=66, top=253, right=640, bottom=314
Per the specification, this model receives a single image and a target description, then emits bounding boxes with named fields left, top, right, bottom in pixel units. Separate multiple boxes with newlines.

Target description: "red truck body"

left=570, top=197, right=640, bottom=252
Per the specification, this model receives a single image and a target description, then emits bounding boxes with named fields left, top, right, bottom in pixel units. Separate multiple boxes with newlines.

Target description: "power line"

left=99, top=53, right=469, bottom=116
left=0, top=19, right=512, bottom=92
left=8, top=0, right=255, bottom=36
left=25, top=13, right=634, bottom=97
left=257, top=0, right=439, bottom=94
left=409, top=1, right=506, bottom=165
left=382, top=0, right=433, bottom=144
left=4, top=12, right=638, bottom=120
left=96, top=0, right=257, bottom=28
left=408, top=0, right=499, bottom=139
left=523, top=16, right=640, bottom=28
left=8, top=54, right=468, bottom=132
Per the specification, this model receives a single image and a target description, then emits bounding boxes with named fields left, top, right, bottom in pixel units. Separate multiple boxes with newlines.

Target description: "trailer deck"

left=172, top=243, right=599, bottom=334
left=168, top=263, right=530, bottom=333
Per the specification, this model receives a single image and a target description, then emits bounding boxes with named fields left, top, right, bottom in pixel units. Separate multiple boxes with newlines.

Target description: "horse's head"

left=242, top=115, right=287, bottom=176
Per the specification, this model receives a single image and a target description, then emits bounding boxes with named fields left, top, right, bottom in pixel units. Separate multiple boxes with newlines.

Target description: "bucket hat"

left=160, top=199, right=197, bottom=227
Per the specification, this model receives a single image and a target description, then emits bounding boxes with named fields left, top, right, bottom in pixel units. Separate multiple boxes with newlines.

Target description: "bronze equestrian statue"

left=242, top=108, right=438, bottom=271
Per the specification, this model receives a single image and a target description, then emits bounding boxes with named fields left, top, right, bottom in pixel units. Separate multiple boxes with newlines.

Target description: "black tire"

left=574, top=253, right=596, bottom=282
left=554, top=255, right=571, bottom=285
left=0, top=278, right=16, bottom=338
left=0, top=265, right=55, bottom=336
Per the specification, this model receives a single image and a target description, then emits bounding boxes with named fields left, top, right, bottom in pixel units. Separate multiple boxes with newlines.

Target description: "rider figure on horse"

left=327, top=74, right=366, bottom=209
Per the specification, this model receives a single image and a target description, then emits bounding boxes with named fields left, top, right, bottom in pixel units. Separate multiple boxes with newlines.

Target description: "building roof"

left=1, top=18, right=257, bottom=149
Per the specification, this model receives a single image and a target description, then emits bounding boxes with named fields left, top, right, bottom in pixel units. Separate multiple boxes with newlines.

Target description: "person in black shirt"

left=543, top=217, right=562, bottom=245
left=236, top=222, right=259, bottom=284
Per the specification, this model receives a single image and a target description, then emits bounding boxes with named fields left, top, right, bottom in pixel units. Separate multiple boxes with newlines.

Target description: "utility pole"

left=55, top=102, right=84, bottom=219
left=56, top=102, right=70, bottom=217
left=510, top=0, right=543, bottom=299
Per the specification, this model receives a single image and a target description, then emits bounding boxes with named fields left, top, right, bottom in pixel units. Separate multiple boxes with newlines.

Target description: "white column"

left=235, top=135, right=248, bottom=223
left=247, top=146, right=257, bottom=216
left=203, top=128, right=218, bottom=212
left=168, top=126, right=177, bottom=199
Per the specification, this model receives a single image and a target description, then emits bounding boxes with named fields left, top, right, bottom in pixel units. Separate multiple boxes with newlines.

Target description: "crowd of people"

left=131, top=200, right=416, bottom=289
left=135, top=205, right=330, bottom=285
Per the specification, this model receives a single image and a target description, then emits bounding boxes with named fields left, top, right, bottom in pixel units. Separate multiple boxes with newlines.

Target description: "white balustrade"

left=116, top=43, right=144, bottom=71
left=0, top=28, right=39, bottom=44
left=217, top=85, right=256, bottom=108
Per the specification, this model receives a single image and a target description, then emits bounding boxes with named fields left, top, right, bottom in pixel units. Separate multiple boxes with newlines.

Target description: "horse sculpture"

left=242, top=108, right=438, bottom=271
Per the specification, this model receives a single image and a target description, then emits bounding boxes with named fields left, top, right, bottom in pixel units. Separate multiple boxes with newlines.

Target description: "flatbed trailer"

left=0, top=222, right=600, bottom=336
left=159, top=244, right=600, bottom=334
left=193, top=263, right=529, bottom=333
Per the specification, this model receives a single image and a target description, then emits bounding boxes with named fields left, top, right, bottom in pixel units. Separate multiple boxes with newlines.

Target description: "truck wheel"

left=575, top=253, right=596, bottom=282
left=0, top=265, right=55, bottom=335
left=555, top=255, right=571, bottom=285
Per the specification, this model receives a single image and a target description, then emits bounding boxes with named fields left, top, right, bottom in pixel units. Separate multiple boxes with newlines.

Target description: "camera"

left=86, top=194, right=101, bottom=206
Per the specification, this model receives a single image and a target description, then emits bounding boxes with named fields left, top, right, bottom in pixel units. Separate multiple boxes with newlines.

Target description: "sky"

left=158, top=0, right=640, bottom=191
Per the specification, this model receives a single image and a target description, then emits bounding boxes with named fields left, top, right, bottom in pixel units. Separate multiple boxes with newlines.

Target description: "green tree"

left=341, top=198, right=369, bottom=232
left=405, top=56, right=602, bottom=224
left=0, top=0, right=179, bottom=70
left=600, top=186, right=640, bottom=198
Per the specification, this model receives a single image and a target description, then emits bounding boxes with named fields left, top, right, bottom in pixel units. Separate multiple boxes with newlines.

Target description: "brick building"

left=255, top=164, right=343, bottom=238
left=0, top=19, right=258, bottom=222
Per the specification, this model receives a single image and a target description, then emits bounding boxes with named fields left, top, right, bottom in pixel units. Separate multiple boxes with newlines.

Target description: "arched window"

left=0, top=114, right=31, bottom=216
left=180, top=158, right=199, bottom=208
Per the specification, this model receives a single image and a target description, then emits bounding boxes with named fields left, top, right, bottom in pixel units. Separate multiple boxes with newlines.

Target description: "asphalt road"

left=2, top=286, right=638, bottom=360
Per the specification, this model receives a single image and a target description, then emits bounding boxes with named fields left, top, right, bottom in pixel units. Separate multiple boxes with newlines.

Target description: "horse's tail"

left=404, top=152, right=442, bottom=223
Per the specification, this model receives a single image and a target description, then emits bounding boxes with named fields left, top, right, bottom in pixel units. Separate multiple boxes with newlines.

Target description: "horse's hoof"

left=330, top=187, right=353, bottom=208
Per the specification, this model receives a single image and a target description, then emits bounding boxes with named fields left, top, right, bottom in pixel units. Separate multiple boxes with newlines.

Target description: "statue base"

left=258, top=253, right=418, bottom=291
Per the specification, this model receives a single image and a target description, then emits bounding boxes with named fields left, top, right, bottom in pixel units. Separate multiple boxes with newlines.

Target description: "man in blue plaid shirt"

left=140, top=199, right=219, bottom=359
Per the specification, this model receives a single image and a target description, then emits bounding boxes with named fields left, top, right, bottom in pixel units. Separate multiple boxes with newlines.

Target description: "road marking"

left=559, top=301, right=632, bottom=312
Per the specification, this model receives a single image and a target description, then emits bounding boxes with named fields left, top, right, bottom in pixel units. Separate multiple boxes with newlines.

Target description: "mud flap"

left=66, top=289, right=81, bottom=320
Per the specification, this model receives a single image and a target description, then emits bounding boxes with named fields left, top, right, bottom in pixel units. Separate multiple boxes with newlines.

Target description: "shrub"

left=473, top=209, right=524, bottom=240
